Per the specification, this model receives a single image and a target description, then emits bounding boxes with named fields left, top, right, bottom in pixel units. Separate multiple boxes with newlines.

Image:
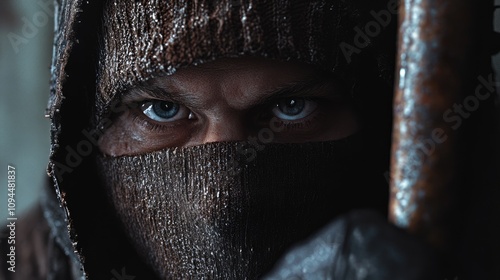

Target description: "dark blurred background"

left=0, top=0, right=52, bottom=220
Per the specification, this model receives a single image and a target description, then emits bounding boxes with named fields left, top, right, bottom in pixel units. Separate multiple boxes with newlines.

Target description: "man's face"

left=98, top=57, right=358, bottom=155
left=96, top=57, right=378, bottom=278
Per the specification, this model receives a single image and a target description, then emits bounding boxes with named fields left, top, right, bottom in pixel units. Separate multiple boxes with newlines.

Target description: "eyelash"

left=131, top=110, right=180, bottom=133
left=272, top=109, right=324, bottom=132
left=255, top=97, right=324, bottom=127
left=129, top=98, right=325, bottom=133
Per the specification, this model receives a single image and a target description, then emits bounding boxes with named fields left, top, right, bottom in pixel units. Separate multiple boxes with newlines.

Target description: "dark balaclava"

left=97, top=137, right=389, bottom=278
left=46, top=0, right=396, bottom=279
left=94, top=1, right=395, bottom=279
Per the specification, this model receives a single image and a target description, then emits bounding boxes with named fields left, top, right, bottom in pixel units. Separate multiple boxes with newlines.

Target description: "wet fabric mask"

left=97, top=134, right=388, bottom=279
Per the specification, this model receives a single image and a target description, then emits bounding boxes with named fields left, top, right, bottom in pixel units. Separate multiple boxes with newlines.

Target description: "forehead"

left=171, top=57, right=322, bottom=86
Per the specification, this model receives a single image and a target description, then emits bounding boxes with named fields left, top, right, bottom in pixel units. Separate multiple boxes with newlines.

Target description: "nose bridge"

left=202, top=114, right=248, bottom=143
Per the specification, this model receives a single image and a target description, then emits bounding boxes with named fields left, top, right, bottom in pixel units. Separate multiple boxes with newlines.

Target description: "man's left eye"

left=272, top=98, right=318, bottom=121
left=140, top=100, right=192, bottom=122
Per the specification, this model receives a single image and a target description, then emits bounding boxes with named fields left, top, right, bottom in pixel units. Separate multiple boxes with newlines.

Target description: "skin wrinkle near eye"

left=122, top=77, right=341, bottom=111
left=115, top=58, right=342, bottom=111
left=98, top=59, right=359, bottom=155
left=119, top=75, right=343, bottom=126
left=127, top=78, right=343, bottom=127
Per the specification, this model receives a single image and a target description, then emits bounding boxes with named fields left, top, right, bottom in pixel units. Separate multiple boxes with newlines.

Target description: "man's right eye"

left=140, top=100, right=193, bottom=122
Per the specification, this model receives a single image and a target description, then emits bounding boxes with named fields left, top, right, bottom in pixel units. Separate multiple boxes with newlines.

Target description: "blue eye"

left=140, top=100, right=192, bottom=122
left=273, top=98, right=318, bottom=121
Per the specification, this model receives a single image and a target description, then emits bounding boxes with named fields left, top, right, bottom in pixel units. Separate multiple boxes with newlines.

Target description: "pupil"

left=153, top=101, right=179, bottom=119
left=279, top=98, right=305, bottom=116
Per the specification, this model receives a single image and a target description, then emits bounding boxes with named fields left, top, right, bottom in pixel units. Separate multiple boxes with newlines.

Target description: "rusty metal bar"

left=389, top=0, right=477, bottom=251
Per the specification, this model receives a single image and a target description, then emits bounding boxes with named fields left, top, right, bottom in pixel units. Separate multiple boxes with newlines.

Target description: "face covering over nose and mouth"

left=97, top=135, right=388, bottom=279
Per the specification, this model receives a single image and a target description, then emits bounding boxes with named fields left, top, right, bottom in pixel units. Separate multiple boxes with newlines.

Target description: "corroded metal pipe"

left=389, top=0, right=476, bottom=250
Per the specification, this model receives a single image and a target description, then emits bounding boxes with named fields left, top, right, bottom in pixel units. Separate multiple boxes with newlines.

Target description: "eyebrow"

left=122, top=84, right=205, bottom=108
left=255, top=78, right=342, bottom=105
left=121, top=76, right=342, bottom=108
